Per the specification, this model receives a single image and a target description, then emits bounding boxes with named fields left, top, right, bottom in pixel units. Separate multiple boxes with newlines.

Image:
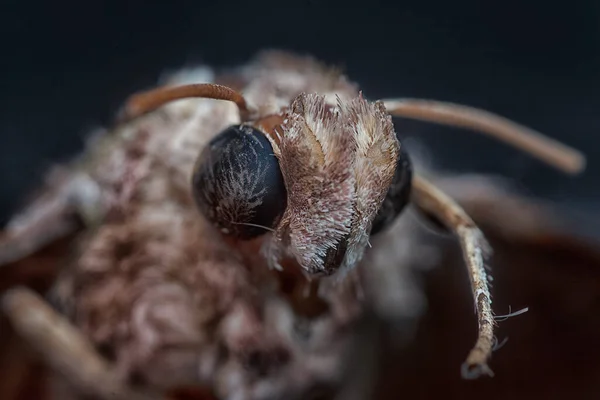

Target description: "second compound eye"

left=370, top=145, right=413, bottom=235
left=192, top=125, right=287, bottom=239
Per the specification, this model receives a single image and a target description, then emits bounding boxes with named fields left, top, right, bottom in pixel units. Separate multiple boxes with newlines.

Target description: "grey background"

left=1, top=0, right=598, bottom=234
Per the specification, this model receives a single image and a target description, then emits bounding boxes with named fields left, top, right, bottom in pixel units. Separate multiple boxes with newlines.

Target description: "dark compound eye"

left=370, top=145, right=413, bottom=235
left=192, top=124, right=287, bottom=239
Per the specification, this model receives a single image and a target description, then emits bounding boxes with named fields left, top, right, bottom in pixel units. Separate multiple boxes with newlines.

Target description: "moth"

left=0, top=51, right=586, bottom=400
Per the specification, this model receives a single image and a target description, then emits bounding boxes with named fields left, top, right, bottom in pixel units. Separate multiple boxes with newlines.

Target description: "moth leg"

left=410, top=175, right=495, bottom=379
left=382, top=98, right=585, bottom=174
left=0, top=170, right=102, bottom=267
left=1, top=287, right=160, bottom=400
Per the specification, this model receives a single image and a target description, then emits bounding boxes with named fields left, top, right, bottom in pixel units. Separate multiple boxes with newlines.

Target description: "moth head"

left=191, top=92, right=413, bottom=276
left=262, top=93, right=411, bottom=275
left=122, top=83, right=412, bottom=277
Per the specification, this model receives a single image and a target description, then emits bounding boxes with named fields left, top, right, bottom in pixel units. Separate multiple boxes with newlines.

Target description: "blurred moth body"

left=0, top=51, right=585, bottom=400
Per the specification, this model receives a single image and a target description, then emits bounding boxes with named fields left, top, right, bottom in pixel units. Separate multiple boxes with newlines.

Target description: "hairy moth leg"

left=411, top=175, right=495, bottom=379
left=1, top=287, right=160, bottom=400
left=0, top=198, right=74, bottom=267
left=0, top=171, right=102, bottom=267
left=382, top=99, right=585, bottom=174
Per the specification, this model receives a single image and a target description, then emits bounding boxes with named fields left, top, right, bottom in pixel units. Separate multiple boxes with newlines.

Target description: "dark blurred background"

left=1, top=0, right=598, bottom=233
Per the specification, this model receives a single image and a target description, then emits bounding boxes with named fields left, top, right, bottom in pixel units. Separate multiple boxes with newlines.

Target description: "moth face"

left=192, top=93, right=413, bottom=276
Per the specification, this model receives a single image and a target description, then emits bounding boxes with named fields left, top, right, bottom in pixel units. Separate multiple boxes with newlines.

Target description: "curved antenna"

left=121, top=83, right=250, bottom=122
left=382, top=99, right=586, bottom=175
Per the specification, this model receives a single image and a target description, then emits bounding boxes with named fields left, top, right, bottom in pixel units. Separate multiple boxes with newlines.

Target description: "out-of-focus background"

left=1, top=0, right=599, bottom=232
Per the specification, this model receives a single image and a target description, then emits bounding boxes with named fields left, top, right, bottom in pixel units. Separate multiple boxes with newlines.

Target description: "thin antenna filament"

left=383, top=99, right=586, bottom=175
left=123, top=83, right=250, bottom=121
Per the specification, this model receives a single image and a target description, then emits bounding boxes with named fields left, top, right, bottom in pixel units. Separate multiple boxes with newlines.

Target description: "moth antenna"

left=1, top=287, right=160, bottom=400
left=411, top=175, right=495, bottom=380
left=382, top=99, right=586, bottom=174
left=122, top=83, right=251, bottom=122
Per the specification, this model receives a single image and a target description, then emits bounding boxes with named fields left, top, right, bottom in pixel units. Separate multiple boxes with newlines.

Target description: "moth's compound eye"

left=192, top=124, right=287, bottom=239
left=370, top=146, right=413, bottom=235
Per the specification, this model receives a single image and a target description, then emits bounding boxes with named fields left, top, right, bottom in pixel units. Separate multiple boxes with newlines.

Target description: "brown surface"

left=375, top=231, right=600, bottom=400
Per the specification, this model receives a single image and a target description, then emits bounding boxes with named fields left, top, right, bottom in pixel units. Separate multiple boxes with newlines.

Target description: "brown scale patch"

left=274, top=259, right=330, bottom=319
left=253, top=114, right=285, bottom=148
left=224, top=235, right=330, bottom=319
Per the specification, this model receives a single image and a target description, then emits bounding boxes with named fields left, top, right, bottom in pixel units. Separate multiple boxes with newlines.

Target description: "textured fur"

left=40, top=51, right=388, bottom=400
left=1, top=51, right=452, bottom=400
left=263, top=93, right=399, bottom=277
left=1, top=48, right=593, bottom=400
